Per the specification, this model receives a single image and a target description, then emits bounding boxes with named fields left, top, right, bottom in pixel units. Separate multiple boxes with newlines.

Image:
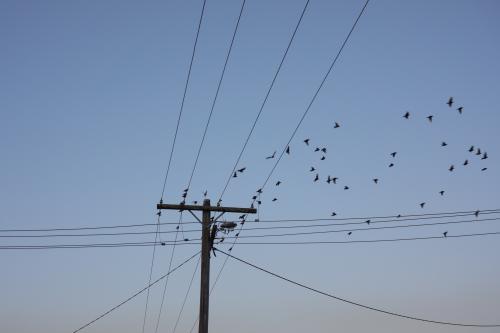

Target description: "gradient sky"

left=1, top=0, right=500, bottom=332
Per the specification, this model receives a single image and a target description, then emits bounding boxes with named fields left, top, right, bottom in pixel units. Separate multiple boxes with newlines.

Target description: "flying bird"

left=439, top=190, right=445, bottom=196
left=390, top=152, right=397, bottom=158
left=314, top=174, right=319, bottom=182
left=481, top=167, right=488, bottom=171
left=403, top=111, right=410, bottom=119
left=321, top=147, right=327, bottom=153
left=286, top=146, right=290, bottom=155
left=334, top=122, right=340, bottom=128
left=275, top=181, right=282, bottom=186
left=304, top=138, right=310, bottom=145
left=373, top=178, right=379, bottom=184
left=344, top=186, right=349, bottom=190
left=449, top=165, right=454, bottom=172
left=463, top=159, right=469, bottom=166
left=469, top=145, right=474, bottom=152
left=256, top=188, right=263, bottom=194
left=420, top=202, right=426, bottom=208
left=310, top=166, right=316, bottom=172
left=272, top=198, right=277, bottom=202
left=441, top=142, right=447, bottom=147
left=321, top=156, right=326, bottom=161
left=482, top=152, right=488, bottom=160
left=314, top=147, right=320, bottom=152
left=266, top=151, right=276, bottom=159
left=457, top=106, right=463, bottom=114
left=237, top=167, right=246, bottom=173
left=476, top=148, right=482, bottom=156
left=389, top=163, right=394, bottom=168
left=427, top=115, right=434, bottom=122
left=447, top=97, right=454, bottom=107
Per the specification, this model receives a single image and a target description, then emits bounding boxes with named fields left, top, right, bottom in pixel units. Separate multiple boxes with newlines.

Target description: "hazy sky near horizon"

left=1, top=0, right=500, bottom=332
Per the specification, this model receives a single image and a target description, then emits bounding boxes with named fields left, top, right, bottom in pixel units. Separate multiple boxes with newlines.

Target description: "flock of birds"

left=171, top=97, right=490, bottom=240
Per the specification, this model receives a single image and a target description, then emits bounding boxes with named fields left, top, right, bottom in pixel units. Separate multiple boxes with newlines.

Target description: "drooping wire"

left=72, top=251, right=200, bottom=333
left=216, top=248, right=500, bottom=327
left=217, top=0, right=311, bottom=202
left=172, top=256, right=201, bottom=333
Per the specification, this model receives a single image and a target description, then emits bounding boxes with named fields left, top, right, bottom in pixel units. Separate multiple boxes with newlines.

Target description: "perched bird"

left=482, top=152, right=488, bottom=160
left=321, top=147, right=327, bottom=153
left=257, top=200, right=262, bottom=205
left=347, top=231, right=352, bottom=236
left=427, top=115, right=434, bottom=122
left=256, top=188, right=263, bottom=194
left=457, top=106, right=463, bottom=114
left=344, top=186, right=349, bottom=190
left=184, top=238, right=190, bottom=242
left=390, top=152, right=397, bottom=158
left=475, top=210, right=480, bottom=217
left=397, top=214, right=402, bottom=218
left=331, top=212, right=337, bottom=216
left=286, top=146, right=290, bottom=155
left=183, top=188, right=189, bottom=193
left=389, top=163, right=394, bottom=168
left=441, top=142, right=448, bottom=147
left=420, top=202, right=426, bottom=208
left=176, top=225, right=179, bottom=230
left=403, top=111, right=410, bottom=119
left=233, top=172, right=237, bottom=178
left=449, top=165, right=454, bottom=172
left=252, top=195, right=257, bottom=200
left=481, top=167, right=488, bottom=171
left=304, top=138, right=310, bottom=145
left=373, top=178, right=379, bottom=184
left=156, top=211, right=161, bottom=217
left=366, top=219, right=371, bottom=225
left=160, top=242, right=166, bottom=246
left=321, top=156, right=326, bottom=161
left=332, top=177, right=338, bottom=184
left=439, top=190, right=445, bottom=196
left=469, top=145, right=474, bottom=152
left=239, top=214, right=246, bottom=220
left=217, top=199, right=222, bottom=207
left=182, top=192, right=187, bottom=198
left=476, top=148, right=482, bottom=156
left=219, top=238, right=224, bottom=243
left=275, top=181, right=282, bottom=186
left=237, top=167, right=246, bottom=173
left=443, top=231, right=448, bottom=237
left=314, top=147, right=320, bottom=152
left=314, top=174, right=319, bottom=182
left=192, top=201, right=198, bottom=205
left=310, top=166, right=316, bottom=172
left=204, top=190, right=208, bottom=197
left=266, top=151, right=276, bottom=159
left=272, top=198, right=277, bottom=202
left=229, top=247, right=233, bottom=251
left=447, top=97, right=454, bottom=107
left=334, top=122, right=340, bottom=128
left=326, top=176, right=332, bottom=184
left=463, top=159, right=469, bottom=166
left=235, top=233, right=240, bottom=237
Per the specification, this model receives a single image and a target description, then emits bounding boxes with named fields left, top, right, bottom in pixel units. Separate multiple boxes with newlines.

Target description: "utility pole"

left=157, top=198, right=256, bottom=333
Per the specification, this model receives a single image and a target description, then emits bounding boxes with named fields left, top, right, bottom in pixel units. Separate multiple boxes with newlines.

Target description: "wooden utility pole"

left=157, top=198, right=256, bottom=333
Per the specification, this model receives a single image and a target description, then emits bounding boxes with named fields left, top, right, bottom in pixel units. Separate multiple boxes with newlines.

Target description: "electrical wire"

left=216, top=248, right=500, bottom=327
left=72, top=251, right=200, bottom=333
left=172, top=256, right=201, bottom=333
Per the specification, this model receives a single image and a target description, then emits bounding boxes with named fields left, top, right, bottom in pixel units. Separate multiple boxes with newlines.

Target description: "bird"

left=481, top=167, right=488, bottom=171
left=326, top=176, right=332, bottom=184
left=475, top=210, right=480, bottom=217
left=332, top=177, right=338, bottom=184
left=443, top=231, right=448, bottom=237
left=203, top=190, right=208, bottom=197
left=310, top=166, right=316, bottom=172
left=257, top=200, right=262, bottom=205
left=239, top=214, right=246, bottom=220
left=463, top=159, right=469, bottom=166
left=321, top=147, right=327, bottom=153
left=427, top=115, right=434, bottom=122
left=389, top=163, right=394, bottom=168
left=266, top=151, right=276, bottom=159
left=331, top=212, right=337, bottom=217
left=304, top=138, right=310, bottom=145
left=469, top=145, right=474, bottom=152
left=314, top=147, right=320, bottom=152
left=482, top=152, right=488, bottom=160
left=252, top=195, right=257, bottom=200
left=347, top=231, right=352, bottom=236
left=235, top=233, right=240, bottom=237
left=256, top=188, right=263, bottom=194
left=441, top=142, right=447, bottom=147
left=344, top=186, right=349, bottom=190
left=156, top=211, right=161, bottom=217
left=219, top=238, right=224, bottom=243
left=420, top=202, right=425, bottom=208
left=321, top=156, right=326, bottom=161
left=233, top=172, right=237, bottom=178
left=476, top=148, right=482, bottom=156
left=457, top=106, right=463, bottom=114
left=176, top=225, right=179, bottom=230
left=366, top=219, right=371, bottom=225
left=217, top=199, right=222, bottom=207
left=181, top=192, right=187, bottom=198
left=228, top=247, right=233, bottom=251
left=390, top=152, right=397, bottom=158
left=314, top=174, right=319, bottom=182
left=272, top=198, right=277, bottom=202
left=449, top=165, right=454, bottom=172
left=447, top=97, right=453, bottom=107
left=193, top=200, right=198, bottom=204
left=183, top=188, right=189, bottom=193
left=403, top=111, right=410, bottom=119
left=237, top=167, right=246, bottom=173
left=161, top=242, right=166, bottom=246
left=397, top=214, right=402, bottom=218
left=334, top=122, right=340, bottom=128
left=286, top=146, right=290, bottom=155
left=439, top=190, right=445, bottom=196
left=373, top=178, right=379, bottom=184
left=275, top=181, right=282, bottom=186
left=184, top=238, right=190, bottom=242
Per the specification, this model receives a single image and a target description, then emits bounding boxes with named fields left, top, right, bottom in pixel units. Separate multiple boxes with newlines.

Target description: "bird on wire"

left=266, top=151, right=276, bottom=159
left=304, top=138, right=310, bottom=146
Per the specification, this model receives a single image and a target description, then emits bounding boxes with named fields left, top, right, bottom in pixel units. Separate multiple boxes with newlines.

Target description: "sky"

left=1, top=0, right=500, bottom=332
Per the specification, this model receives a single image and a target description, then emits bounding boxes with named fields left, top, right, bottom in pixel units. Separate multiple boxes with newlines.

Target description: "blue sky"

left=1, top=0, right=500, bottom=332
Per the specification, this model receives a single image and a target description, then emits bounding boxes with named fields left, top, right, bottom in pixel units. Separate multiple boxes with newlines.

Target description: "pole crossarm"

left=157, top=203, right=256, bottom=214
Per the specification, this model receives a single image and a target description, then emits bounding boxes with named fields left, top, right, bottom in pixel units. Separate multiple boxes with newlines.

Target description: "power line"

left=185, top=0, right=246, bottom=193
left=159, top=0, right=207, bottom=201
left=217, top=0, right=311, bottom=201
left=215, top=248, right=500, bottom=327
left=172, top=256, right=201, bottom=333
left=72, top=251, right=200, bottom=333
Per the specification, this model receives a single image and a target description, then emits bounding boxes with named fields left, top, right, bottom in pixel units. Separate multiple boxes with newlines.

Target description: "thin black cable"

left=216, top=248, right=500, bottom=327
left=72, top=251, right=200, bottom=333
left=185, top=0, right=246, bottom=193
left=160, top=0, right=207, bottom=201
left=218, top=0, right=311, bottom=201
left=3, top=208, right=496, bottom=233
left=172, top=256, right=201, bottom=333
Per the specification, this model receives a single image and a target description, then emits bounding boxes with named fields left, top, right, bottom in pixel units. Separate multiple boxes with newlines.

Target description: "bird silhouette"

left=441, top=142, right=448, bottom=147
left=310, top=166, right=316, bottom=172
left=266, top=151, right=276, bottom=159
left=469, top=145, right=474, bottom=152
left=182, top=192, right=187, bottom=198
left=326, top=176, right=332, bottom=184
left=257, top=200, right=262, bottom=205
left=439, top=190, right=445, bottom=196
left=275, top=181, right=282, bottom=186
left=390, top=152, right=397, bottom=158
left=449, top=165, right=454, bottom=172
left=481, top=167, right=488, bottom=171
left=256, top=188, right=263, bottom=194
left=314, top=147, right=320, bottom=152
left=156, top=211, right=161, bottom=217
left=334, top=122, right=340, bottom=128
left=229, top=247, right=233, bottom=251
left=183, top=188, right=189, bottom=193
left=476, top=148, right=482, bottom=156
left=237, top=167, right=246, bottom=173
left=347, top=231, right=352, bottom=236
left=239, top=214, right=246, bottom=220
left=304, top=138, right=310, bottom=145
left=443, top=231, right=448, bottom=237
left=286, top=146, right=290, bottom=155
left=457, top=106, right=463, bottom=114
left=389, top=163, right=394, bottom=168
left=176, top=225, right=179, bottom=230
left=314, top=174, right=319, bottom=182
left=420, top=202, right=426, bottom=208
left=321, top=156, right=326, bottom=161
left=482, top=152, right=488, bottom=160
left=204, top=190, right=208, bottom=197
left=447, top=97, right=453, bottom=107
left=193, top=200, right=198, bottom=204
left=272, top=198, right=277, bottom=202
left=463, top=159, right=469, bottom=166
left=332, top=177, right=338, bottom=184
left=184, top=238, right=190, bottom=242
left=236, top=233, right=240, bottom=237
left=217, top=199, right=222, bottom=207
left=475, top=210, right=480, bottom=217
left=344, top=186, right=349, bottom=190
left=233, top=172, right=237, bottom=178
left=403, top=111, right=410, bottom=119
left=252, top=195, right=257, bottom=200
left=427, top=115, right=434, bottom=122
left=321, top=147, right=327, bottom=153
left=373, top=178, right=379, bottom=184
left=366, top=219, right=371, bottom=225
left=331, top=212, right=337, bottom=216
